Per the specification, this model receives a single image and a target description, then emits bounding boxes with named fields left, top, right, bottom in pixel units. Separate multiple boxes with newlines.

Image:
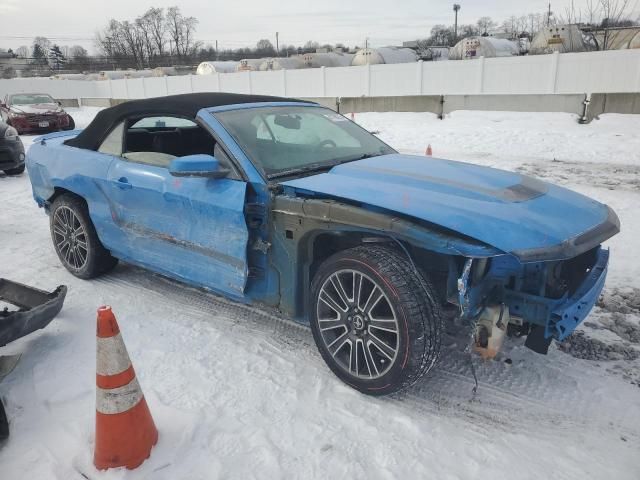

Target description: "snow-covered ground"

left=1, top=108, right=639, bottom=480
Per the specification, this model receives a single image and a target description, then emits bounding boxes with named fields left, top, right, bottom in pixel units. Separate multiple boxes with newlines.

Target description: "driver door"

left=102, top=116, right=249, bottom=297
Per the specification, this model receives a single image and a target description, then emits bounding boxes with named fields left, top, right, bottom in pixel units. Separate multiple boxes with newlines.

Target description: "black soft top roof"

left=66, top=92, right=313, bottom=150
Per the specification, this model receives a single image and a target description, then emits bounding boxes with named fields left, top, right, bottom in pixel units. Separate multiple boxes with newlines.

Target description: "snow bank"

left=1, top=109, right=639, bottom=480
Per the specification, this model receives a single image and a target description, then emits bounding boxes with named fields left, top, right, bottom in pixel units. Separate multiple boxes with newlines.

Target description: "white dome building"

left=530, top=25, right=597, bottom=55
left=258, top=57, right=306, bottom=71
left=301, top=52, right=354, bottom=67
left=351, top=47, right=418, bottom=66
left=236, top=59, right=265, bottom=71
left=449, top=37, right=519, bottom=60
left=196, top=62, right=240, bottom=75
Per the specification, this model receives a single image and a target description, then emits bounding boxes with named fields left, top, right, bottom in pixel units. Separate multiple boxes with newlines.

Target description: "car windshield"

left=213, top=105, right=396, bottom=179
left=10, top=94, right=56, bottom=105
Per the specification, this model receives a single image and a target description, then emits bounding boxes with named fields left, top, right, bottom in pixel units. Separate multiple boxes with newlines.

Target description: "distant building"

left=449, top=37, right=519, bottom=60
left=351, top=47, right=418, bottom=66
left=590, top=26, right=640, bottom=50
left=530, top=25, right=597, bottom=55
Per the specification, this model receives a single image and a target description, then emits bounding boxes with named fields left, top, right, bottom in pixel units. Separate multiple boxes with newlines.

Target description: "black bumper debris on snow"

left=0, top=279, right=67, bottom=347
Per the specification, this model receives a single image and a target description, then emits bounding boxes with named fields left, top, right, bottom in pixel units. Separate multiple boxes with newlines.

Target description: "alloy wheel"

left=52, top=206, right=89, bottom=270
left=316, top=269, right=400, bottom=379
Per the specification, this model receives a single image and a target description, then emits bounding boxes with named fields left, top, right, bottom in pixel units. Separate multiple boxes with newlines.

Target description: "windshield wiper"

left=268, top=162, right=337, bottom=179
left=268, top=151, right=391, bottom=180
left=337, top=152, right=380, bottom=163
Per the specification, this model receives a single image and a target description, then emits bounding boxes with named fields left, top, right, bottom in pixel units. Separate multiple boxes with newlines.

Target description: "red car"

left=0, top=93, right=75, bottom=135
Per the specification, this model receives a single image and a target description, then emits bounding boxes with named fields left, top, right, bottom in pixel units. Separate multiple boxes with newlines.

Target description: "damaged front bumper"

left=503, top=248, right=609, bottom=342
left=458, top=247, right=610, bottom=356
left=0, top=279, right=67, bottom=347
left=551, top=247, right=609, bottom=340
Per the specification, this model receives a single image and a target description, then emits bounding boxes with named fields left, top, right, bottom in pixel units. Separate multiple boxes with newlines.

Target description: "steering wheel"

left=316, top=139, right=337, bottom=149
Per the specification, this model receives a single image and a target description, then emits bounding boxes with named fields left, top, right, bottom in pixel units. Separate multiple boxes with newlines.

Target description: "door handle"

left=115, top=177, right=132, bottom=190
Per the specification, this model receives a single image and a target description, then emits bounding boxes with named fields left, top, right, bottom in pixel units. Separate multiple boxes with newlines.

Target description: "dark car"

left=0, top=121, right=25, bottom=175
left=0, top=93, right=75, bottom=135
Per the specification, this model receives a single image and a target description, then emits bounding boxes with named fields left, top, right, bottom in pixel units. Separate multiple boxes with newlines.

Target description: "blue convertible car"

left=26, top=93, right=619, bottom=395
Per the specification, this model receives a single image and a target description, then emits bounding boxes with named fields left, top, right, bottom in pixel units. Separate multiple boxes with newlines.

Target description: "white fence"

left=1, top=50, right=639, bottom=102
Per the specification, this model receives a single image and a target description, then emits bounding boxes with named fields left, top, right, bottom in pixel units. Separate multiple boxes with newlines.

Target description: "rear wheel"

left=49, top=195, right=118, bottom=279
left=310, top=245, right=442, bottom=395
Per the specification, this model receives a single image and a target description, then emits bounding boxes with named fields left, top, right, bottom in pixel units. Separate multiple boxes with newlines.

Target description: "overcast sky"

left=0, top=0, right=637, bottom=52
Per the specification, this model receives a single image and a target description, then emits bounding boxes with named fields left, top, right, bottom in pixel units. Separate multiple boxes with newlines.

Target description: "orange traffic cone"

left=94, top=306, right=158, bottom=470
left=425, top=144, right=433, bottom=156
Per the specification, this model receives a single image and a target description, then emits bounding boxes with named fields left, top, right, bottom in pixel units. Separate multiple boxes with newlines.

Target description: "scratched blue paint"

left=26, top=101, right=618, bottom=341
left=27, top=133, right=249, bottom=299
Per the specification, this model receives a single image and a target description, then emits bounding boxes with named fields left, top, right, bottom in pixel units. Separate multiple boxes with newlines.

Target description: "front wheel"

left=310, top=245, right=442, bottom=396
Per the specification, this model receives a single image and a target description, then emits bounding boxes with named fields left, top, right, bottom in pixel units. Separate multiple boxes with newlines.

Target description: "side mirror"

left=169, top=154, right=229, bottom=179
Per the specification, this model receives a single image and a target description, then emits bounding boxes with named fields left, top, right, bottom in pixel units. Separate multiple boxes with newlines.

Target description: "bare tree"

left=460, top=24, right=480, bottom=37
left=256, top=39, right=276, bottom=56
left=144, top=8, right=167, bottom=57
left=516, top=15, right=529, bottom=35
left=501, top=16, right=520, bottom=38
left=303, top=40, right=320, bottom=52
left=585, top=0, right=598, bottom=24
left=181, top=15, right=201, bottom=56
left=96, top=19, right=142, bottom=67
left=15, top=45, right=29, bottom=58
left=477, top=16, right=496, bottom=35
left=599, top=0, right=636, bottom=49
left=528, top=13, right=543, bottom=37
left=135, top=14, right=155, bottom=63
left=166, top=6, right=200, bottom=57
left=69, top=45, right=88, bottom=59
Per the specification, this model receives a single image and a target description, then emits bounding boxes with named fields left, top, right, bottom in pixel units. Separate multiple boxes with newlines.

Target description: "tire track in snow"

left=93, top=264, right=640, bottom=441
left=517, top=160, right=640, bottom=192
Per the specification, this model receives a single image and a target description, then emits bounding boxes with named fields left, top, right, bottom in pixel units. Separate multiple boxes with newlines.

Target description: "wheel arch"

left=280, top=227, right=453, bottom=322
left=46, top=187, right=113, bottom=254
left=48, top=186, right=86, bottom=206
left=271, top=196, right=500, bottom=321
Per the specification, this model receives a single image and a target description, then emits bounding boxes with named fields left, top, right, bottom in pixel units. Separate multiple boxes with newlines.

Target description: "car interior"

left=105, top=116, right=238, bottom=177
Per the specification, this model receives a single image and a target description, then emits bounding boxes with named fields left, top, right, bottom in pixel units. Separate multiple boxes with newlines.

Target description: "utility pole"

left=215, top=40, right=218, bottom=60
left=453, top=4, right=461, bottom=44
left=547, top=3, right=552, bottom=26
left=276, top=32, right=279, bottom=57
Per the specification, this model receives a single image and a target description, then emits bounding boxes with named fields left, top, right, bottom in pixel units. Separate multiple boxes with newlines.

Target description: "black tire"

left=0, top=398, right=8, bottom=441
left=63, top=116, right=75, bottom=131
left=49, top=194, right=118, bottom=279
left=3, top=164, right=25, bottom=175
left=310, top=245, right=442, bottom=396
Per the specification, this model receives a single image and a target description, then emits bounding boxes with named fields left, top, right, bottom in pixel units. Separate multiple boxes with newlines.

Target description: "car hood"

left=10, top=103, right=62, bottom=115
left=280, top=154, right=619, bottom=262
